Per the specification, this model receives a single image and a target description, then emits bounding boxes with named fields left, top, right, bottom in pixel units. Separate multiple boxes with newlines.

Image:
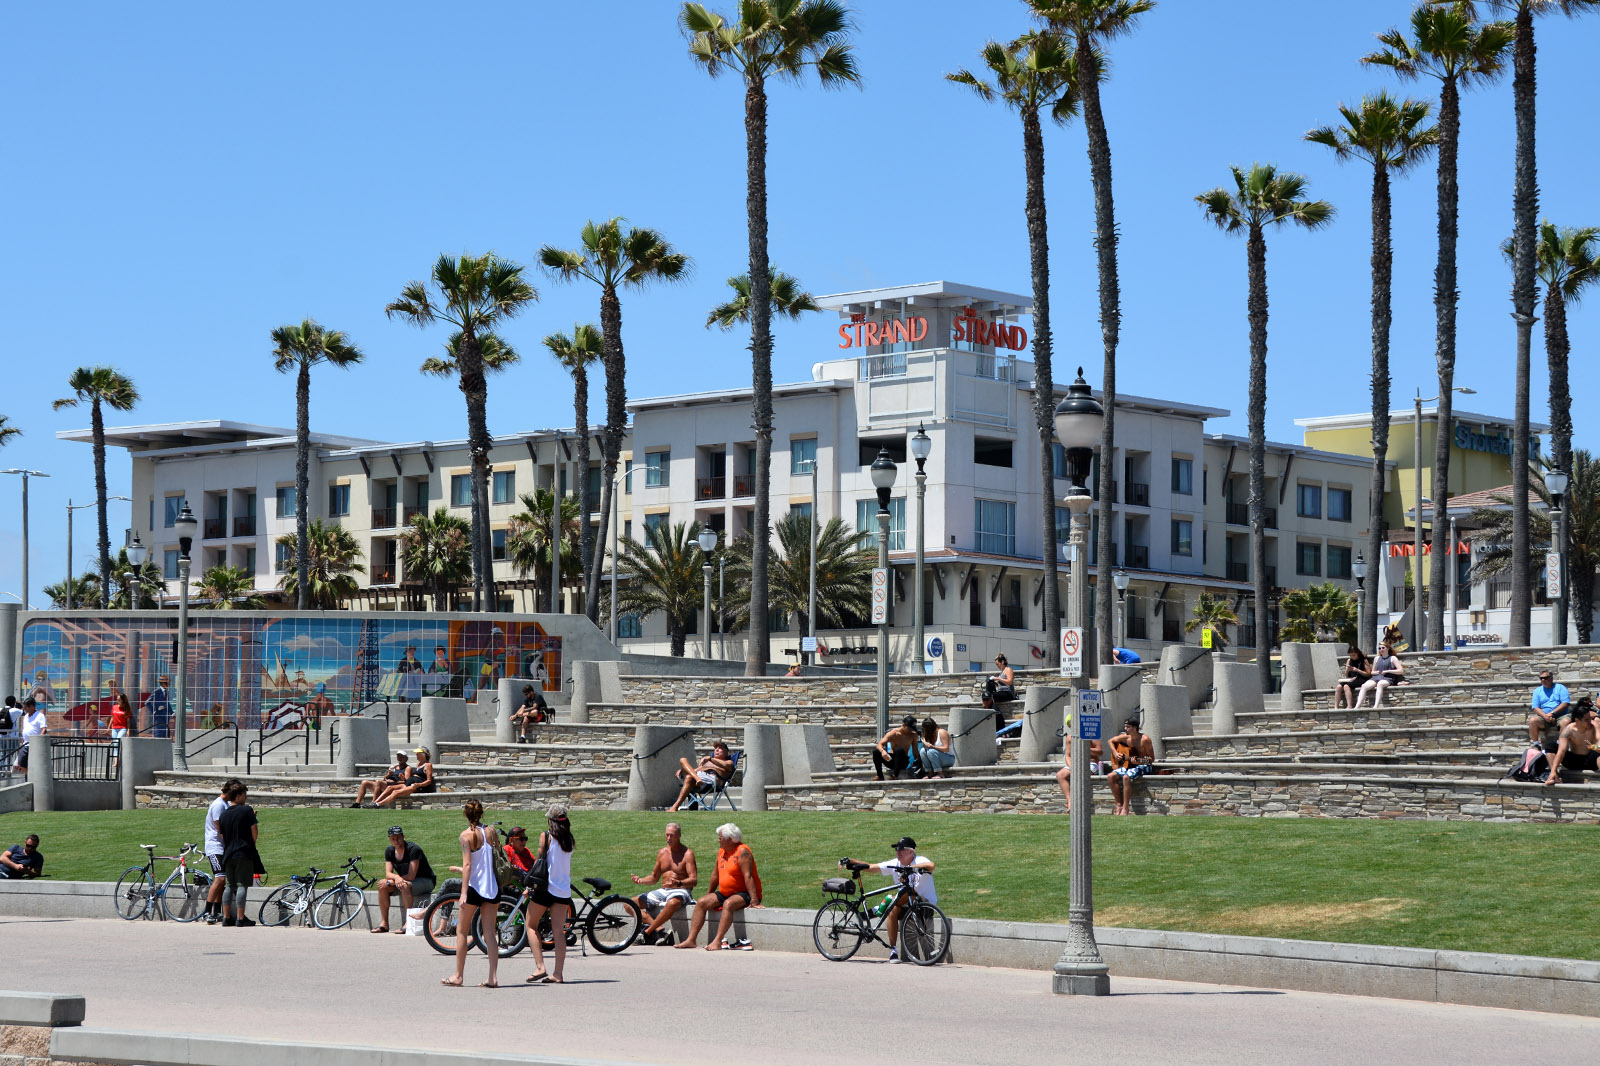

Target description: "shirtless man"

left=669, top=743, right=734, bottom=812
left=1106, top=717, right=1155, bottom=815
left=1545, top=699, right=1598, bottom=786
left=872, top=715, right=921, bottom=781
left=630, top=822, right=697, bottom=945
left=1054, top=734, right=1104, bottom=814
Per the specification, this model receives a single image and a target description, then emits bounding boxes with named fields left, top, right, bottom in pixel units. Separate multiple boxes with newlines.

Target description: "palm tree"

left=53, top=367, right=138, bottom=604
left=387, top=254, right=539, bottom=612
left=195, top=566, right=266, bottom=609
left=45, top=574, right=101, bottom=610
left=682, top=0, right=860, bottom=676
left=275, top=519, right=364, bottom=609
left=507, top=490, right=582, bottom=613
left=269, top=319, right=364, bottom=611
left=948, top=29, right=1082, bottom=667
left=0, top=416, right=19, bottom=448
left=1365, top=4, right=1512, bottom=651
left=539, top=220, right=690, bottom=625
left=419, top=330, right=521, bottom=379
left=705, top=270, right=819, bottom=329
left=1279, top=583, right=1359, bottom=645
left=1185, top=592, right=1237, bottom=649
left=399, top=508, right=472, bottom=611
left=1032, top=0, right=1154, bottom=665
left=1528, top=223, right=1600, bottom=479
left=723, top=511, right=874, bottom=636
left=1197, top=164, right=1334, bottom=692
left=543, top=324, right=604, bottom=616
left=1306, top=92, right=1439, bottom=650
left=105, top=545, right=163, bottom=609
left=612, top=521, right=710, bottom=657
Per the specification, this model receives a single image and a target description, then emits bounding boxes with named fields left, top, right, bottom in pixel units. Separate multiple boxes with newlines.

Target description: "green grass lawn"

left=4, top=808, right=1597, bottom=961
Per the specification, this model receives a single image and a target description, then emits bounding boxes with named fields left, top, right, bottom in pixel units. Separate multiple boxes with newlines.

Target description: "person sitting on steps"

left=1544, top=698, right=1597, bottom=786
left=872, top=716, right=921, bottom=781
left=1335, top=648, right=1371, bottom=709
left=982, top=655, right=1018, bottom=729
left=375, top=747, right=436, bottom=807
left=631, top=821, right=697, bottom=945
left=1526, top=669, right=1573, bottom=745
left=1354, top=643, right=1404, bottom=708
left=350, top=750, right=408, bottom=808
left=668, top=742, right=734, bottom=812
left=1107, top=716, right=1155, bottom=816
left=509, top=684, right=549, bottom=744
left=917, top=717, right=955, bottom=778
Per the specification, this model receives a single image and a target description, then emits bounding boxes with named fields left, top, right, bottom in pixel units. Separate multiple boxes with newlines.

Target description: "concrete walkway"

left=7, top=917, right=1595, bottom=1066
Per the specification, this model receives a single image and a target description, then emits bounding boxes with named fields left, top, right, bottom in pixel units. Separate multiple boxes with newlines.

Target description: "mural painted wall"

left=19, top=613, right=562, bottom=736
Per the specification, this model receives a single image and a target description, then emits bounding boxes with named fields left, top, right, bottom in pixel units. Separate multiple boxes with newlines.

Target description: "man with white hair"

left=630, top=822, right=697, bottom=946
left=675, top=823, right=761, bottom=951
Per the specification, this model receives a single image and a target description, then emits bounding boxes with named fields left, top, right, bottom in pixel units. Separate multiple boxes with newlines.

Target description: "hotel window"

left=450, top=474, right=472, bottom=508
left=790, top=502, right=813, bottom=523
left=623, top=458, right=633, bottom=492
left=974, top=437, right=1013, bottom=468
left=643, top=512, right=668, bottom=537
left=327, top=484, right=350, bottom=517
left=790, top=438, right=817, bottom=476
left=645, top=450, right=670, bottom=488
left=1296, top=540, right=1322, bottom=576
left=1000, top=577, right=1025, bottom=630
left=492, top=470, right=516, bottom=505
left=587, top=466, right=602, bottom=499
left=1297, top=483, right=1322, bottom=519
left=163, top=549, right=179, bottom=581
left=1052, top=444, right=1070, bottom=480
left=164, top=495, right=188, bottom=528
left=618, top=613, right=643, bottom=639
left=1171, top=457, right=1193, bottom=495
left=491, top=528, right=508, bottom=562
left=856, top=498, right=906, bottom=551
left=274, top=487, right=296, bottom=519
left=1171, top=518, right=1193, bottom=557
left=974, top=499, right=1016, bottom=556
left=1328, top=543, right=1352, bottom=580
left=1055, top=506, right=1072, bottom=547
left=274, top=541, right=292, bottom=573
left=1328, top=487, right=1353, bottom=522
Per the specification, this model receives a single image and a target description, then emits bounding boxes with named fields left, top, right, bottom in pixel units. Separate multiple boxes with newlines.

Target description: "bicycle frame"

left=840, top=877, right=918, bottom=950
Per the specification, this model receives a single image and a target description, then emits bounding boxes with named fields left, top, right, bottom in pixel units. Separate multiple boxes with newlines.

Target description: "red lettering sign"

left=838, top=315, right=929, bottom=349
left=951, top=307, right=1028, bottom=351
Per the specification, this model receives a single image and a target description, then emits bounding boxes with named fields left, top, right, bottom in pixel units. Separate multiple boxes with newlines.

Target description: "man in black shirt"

left=372, top=825, right=435, bottom=933
left=217, top=783, right=261, bottom=927
left=0, top=835, right=43, bottom=879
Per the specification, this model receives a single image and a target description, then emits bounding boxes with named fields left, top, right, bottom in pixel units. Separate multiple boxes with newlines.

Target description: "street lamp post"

left=173, top=504, right=197, bottom=771
left=66, top=497, right=126, bottom=609
left=1352, top=552, right=1369, bottom=646
left=1052, top=368, right=1109, bottom=997
left=910, top=424, right=932, bottom=672
left=550, top=441, right=562, bottom=615
left=126, top=533, right=148, bottom=611
left=804, top=457, right=819, bottom=668
left=869, top=448, right=898, bottom=738
left=1547, top=468, right=1570, bottom=646
left=698, top=525, right=718, bottom=660
left=609, top=464, right=640, bottom=644
left=1413, top=385, right=1475, bottom=650
left=1, top=470, right=48, bottom=608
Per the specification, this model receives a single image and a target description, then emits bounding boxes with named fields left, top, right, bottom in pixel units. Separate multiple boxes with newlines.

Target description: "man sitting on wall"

left=1527, top=670, right=1573, bottom=745
left=510, top=684, right=549, bottom=743
left=631, top=822, right=697, bottom=945
left=1107, top=717, right=1155, bottom=816
left=871, top=716, right=921, bottom=781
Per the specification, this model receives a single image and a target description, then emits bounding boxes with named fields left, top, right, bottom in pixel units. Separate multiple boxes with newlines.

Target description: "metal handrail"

left=245, top=721, right=312, bottom=774
left=188, top=724, right=240, bottom=762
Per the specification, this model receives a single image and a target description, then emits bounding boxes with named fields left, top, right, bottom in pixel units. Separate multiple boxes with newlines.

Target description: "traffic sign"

left=926, top=636, right=944, bottom=658
left=1077, top=689, right=1102, bottom=741
left=1546, top=552, right=1563, bottom=599
left=1060, top=627, right=1084, bottom=678
left=1201, top=627, right=1214, bottom=649
left=870, top=567, right=889, bottom=625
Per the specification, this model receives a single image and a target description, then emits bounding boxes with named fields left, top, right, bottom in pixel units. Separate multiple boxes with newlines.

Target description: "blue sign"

left=926, top=637, right=944, bottom=658
left=955, top=643, right=967, bottom=653
left=1077, top=690, right=1103, bottom=741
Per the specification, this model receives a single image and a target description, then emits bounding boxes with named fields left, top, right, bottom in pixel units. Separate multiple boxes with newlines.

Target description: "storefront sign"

left=1454, top=424, right=1514, bottom=456
left=1453, top=633, right=1505, bottom=647
left=952, top=307, right=1028, bottom=351
left=1388, top=541, right=1470, bottom=557
left=838, top=315, right=928, bottom=349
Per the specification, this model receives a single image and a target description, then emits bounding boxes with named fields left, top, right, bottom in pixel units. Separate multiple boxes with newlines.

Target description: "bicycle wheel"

left=812, top=899, right=864, bottom=961
left=258, top=882, right=312, bottom=928
left=586, top=895, right=642, bottom=954
left=313, top=884, right=366, bottom=930
left=113, top=868, right=155, bottom=921
left=471, top=894, right=528, bottom=958
left=900, top=901, right=951, bottom=966
left=423, top=895, right=468, bottom=955
left=160, top=867, right=206, bottom=923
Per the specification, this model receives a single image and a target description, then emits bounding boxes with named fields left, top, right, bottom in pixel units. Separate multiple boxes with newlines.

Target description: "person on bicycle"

left=840, top=837, right=935, bottom=964
left=631, top=821, right=697, bottom=946
left=372, top=826, right=435, bottom=933
left=676, top=823, right=761, bottom=951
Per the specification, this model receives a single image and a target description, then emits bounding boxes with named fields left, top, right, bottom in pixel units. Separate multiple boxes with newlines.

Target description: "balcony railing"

left=233, top=517, right=256, bottom=538
left=1127, top=544, right=1149, bottom=568
left=372, top=507, right=398, bottom=529
left=203, top=518, right=226, bottom=540
left=402, top=505, right=423, bottom=526
left=1227, top=561, right=1248, bottom=582
left=371, top=563, right=397, bottom=585
left=733, top=475, right=755, bottom=498
left=696, top=477, right=726, bottom=501
left=1126, top=482, right=1150, bottom=507
left=999, top=603, right=1026, bottom=630
left=1226, top=502, right=1249, bottom=526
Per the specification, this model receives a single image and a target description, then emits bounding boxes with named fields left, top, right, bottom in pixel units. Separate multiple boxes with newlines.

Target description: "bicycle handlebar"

left=344, top=857, right=361, bottom=867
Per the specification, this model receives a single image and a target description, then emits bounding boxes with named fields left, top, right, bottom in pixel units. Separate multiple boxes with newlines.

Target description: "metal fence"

left=49, top=738, right=119, bottom=781
left=0, top=737, right=20, bottom=780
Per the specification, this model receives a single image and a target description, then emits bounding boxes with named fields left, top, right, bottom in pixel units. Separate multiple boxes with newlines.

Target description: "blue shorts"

left=1112, top=764, right=1151, bottom=779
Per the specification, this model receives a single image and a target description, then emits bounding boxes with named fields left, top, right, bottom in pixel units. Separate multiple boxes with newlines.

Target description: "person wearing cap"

left=375, top=747, right=437, bottom=807
left=510, top=683, right=549, bottom=743
left=667, top=742, right=735, bottom=812
left=145, top=676, right=172, bottom=739
left=372, top=825, right=435, bottom=933
left=871, top=716, right=921, bottom=781
left=349, top=751, right=410, bottom=808
left=12, top=699, right=46, bottom=772
left=839, top=837, right=935, bottom=963
left=1526, top=669, right=1573, bottom=744
left=1107, top=716, right=1155, bottom=816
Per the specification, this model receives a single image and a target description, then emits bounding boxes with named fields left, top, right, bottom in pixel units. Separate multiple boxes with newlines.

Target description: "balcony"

left=203, top=518, right=226, bottom=540
left=1126, top=482, right=1150, bottom=507
left=999, top=603, right=1026, bottom=630
left=733, top=475, right=755, bottom=498
left=1226, top=502, right=1249, bottom=526
left=371, top=563, right=397, bottom=585
left=233, top=517, right=256, bottom=538
left=1127, top=544, right=1149, bottom=568
left=403, top=505, right=423, bottom=526
left=696, top=476, right=726, bottom=501
left=372, top=507, right=398, bottom=529
left=1227, top=561, right=1248, bottom=582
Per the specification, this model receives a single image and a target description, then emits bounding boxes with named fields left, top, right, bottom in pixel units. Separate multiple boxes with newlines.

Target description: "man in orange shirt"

left=675, top=823, right=761, bottom=951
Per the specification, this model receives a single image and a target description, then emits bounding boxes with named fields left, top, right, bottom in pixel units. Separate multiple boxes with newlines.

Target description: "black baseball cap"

left=893, top=837, right=916, bottom=851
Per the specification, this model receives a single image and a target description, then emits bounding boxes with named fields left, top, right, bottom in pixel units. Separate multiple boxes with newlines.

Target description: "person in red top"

left=109, top=693, right=134, bottom=739
left=675, top=823, right=761, bottom=951
left=502, top=826, right=536, bottom=873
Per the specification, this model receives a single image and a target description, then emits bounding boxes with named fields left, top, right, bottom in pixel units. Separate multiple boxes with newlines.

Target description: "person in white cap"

left=840, top=837, right=935, bottom=963
left=349, top=750, right=409, bottom=808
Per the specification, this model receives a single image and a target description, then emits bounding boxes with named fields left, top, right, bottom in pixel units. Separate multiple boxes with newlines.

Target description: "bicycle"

left=476, top=874, right=641, bottom=958
left=113, top=843, right=212, bottom=923
left=258, top=865, right=334, bottom=928
left=311, top=857, right=376, bottom=930
left=811, top=859, right=951, bottom=966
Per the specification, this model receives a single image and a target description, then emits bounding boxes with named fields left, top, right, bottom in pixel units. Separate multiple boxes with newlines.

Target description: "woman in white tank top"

left=524, top=804, right=574, bottom=984
left=443, top=800, right=499, bottom=988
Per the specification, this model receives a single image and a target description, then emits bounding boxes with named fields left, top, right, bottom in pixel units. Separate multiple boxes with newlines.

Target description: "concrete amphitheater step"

left=137, top=779, right=629, bottom=810
left=1236, top=702, right=1546, bottom=735
left=150, top=765, right=627, bottom=796
left=1162, top=722, right=1536, bottom=760
left=1301, top=677, right=1600, bottom=711
left=584, top=701, right=980, bottom=728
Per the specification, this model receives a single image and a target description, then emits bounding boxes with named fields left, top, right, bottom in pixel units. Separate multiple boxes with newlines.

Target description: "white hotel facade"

left=68, top=280, right=1386, bottom=672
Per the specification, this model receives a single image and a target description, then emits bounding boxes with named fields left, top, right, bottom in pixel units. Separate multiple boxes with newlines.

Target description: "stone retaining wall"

left=1401, top=645, right=1600, bottom=682
left=1302, top=679, right=1598, bottom=710
left=616, top=675, right=987, bottom=706
left=438, top=742, right=631, bottom=770
left=1237, top=704, right=1531, bottom=734
left=137, top=782, right=628, bottom=810
left=1164, top=725, right=1526, bottom=759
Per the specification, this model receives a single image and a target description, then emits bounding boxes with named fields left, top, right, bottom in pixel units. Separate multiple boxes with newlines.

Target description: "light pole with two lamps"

left=1112, top=570, right=1129, bottom=651
left=698, top=525, right=718, bottom=660
left=869, top=448, right=898, bottom=738
left=1546, top=468, right=1570, bottom=646
left=1052, top=368, right=1109, bottom=997
left=1414, top=385, right=1475, bottom=649
left=173, top=504, right=198, bottom=770
left=910, top=424, right=932, bottom=672
left=125, top=534, right=148, bottom=611
left=0, top=469, right=47, bottom=607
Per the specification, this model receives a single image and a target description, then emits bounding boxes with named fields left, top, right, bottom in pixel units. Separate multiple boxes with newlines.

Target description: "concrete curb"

left=51, top=1028, right=669, bottom=1066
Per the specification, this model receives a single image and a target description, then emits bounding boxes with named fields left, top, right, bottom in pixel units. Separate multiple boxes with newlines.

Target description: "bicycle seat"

left=582, top=877, right=611, bottom=893
left=139, top=844, right=157, bottom=849
left=309, top=867, right=324, bottom=875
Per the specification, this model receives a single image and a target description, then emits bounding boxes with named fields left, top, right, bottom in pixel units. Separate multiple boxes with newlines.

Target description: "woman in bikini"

left=442, top=800, right=499, bottom=988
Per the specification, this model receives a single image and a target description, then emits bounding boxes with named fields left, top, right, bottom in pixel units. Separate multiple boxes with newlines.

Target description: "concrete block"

left=1213, top=662, right=1264, bottom=736
left=0, top=782, right=32, bottom=814
left=568, top=661, right=600, bottom=724
left=0, top=991, right=84, bottom=1027
left=1309, top=642, right=1348, bottom=690
left=119, top=737, right=173, bottom=810
left=26, top=736, right=52, bottom=813
left=778, top=723, right=833, bottom=785
left=495, top=678, right=538, bottom=744
left=1098, top=665, right=1143, bottom=724
left=597, top=660, right=634, bottom=704
left=1158, top=644, right=1213, bottom=710
left=949, top=707, right=997, bottom=768
left=333, top=716, right=389, bottom=778
left=1280, top=643, right=1314, bottom=712
left=1139, top=683, right=1190, bottom=760
left=418, top=697, right=469, bottom=762
left=1019, top=685, right=1069, bottom=763
left=740, top=723, right=781, bottom=812
left=625, top=725, right=697, bottom=810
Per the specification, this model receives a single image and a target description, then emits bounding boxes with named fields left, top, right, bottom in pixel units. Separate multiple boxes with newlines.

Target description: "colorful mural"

left=19, top=613, right=562, bottom=736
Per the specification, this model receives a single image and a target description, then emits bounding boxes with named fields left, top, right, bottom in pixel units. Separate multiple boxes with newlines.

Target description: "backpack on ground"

left=1506, top=744, right=1550, bottom=782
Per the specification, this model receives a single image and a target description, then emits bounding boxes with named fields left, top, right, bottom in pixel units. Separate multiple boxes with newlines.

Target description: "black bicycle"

left=477, top=874, right=641, bottom=957
left=812, top=860, right=951, bottom=965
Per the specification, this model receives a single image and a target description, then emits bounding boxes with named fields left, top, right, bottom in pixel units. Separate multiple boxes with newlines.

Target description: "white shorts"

left=641, top=887, right=692, bottom=912
left=695, top=770, right=718, bottom=787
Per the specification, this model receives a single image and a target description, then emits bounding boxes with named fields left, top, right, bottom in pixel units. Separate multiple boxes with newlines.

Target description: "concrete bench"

left=0, top=992, right=84, bottom=1028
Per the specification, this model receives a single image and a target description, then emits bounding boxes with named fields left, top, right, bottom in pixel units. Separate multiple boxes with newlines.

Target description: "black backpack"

left=1506, top=744, right=1550, bottom=782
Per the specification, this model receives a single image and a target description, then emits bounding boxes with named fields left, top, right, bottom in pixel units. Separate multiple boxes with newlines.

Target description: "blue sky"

left=3, top=1, right=1597, bottom=607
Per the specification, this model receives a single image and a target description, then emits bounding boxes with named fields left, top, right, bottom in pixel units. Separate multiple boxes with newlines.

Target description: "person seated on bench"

left=982, top=655, right=1018, bottom=727
left=1544, top=698, right=1596, bottom=785
left=0, top=834, right=43, bottom=879
left=631, top=821, right=697, bottom=945
left=668, top=742, right=735, bottom=812
left=918, top=717, right=955, bottom=778
left=872, top=716, right=921, bottom=781
left=1527, top=669, right=1573, bottom=745
left=350, top=750, right=409, bottom=808
left=1354, top=643, right=1404, bottom=708
left=375, top=747, right=436, bottom=807
left=1107, top=717, right=1155, bottom=816
left=510, top=684, right=549, bottom=743
left=1335, top=648, right=1372, bottom=709
left=675, top=823, right=760, bottom=951
left=372, top=825, right=435, bottom=933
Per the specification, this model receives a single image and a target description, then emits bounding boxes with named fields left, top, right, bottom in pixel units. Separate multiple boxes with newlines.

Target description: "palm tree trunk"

left=1546, top=283, right=1572, bottom=620
left=1363, top=155, right=1395, bottom=655
left=1247, top=221, right=1272, bottom=694
left=1427, top=75, right=1462, bottom=653
left=1022, top=105, right=1061, bottom=663
left=1574, top=550, right=1594, bottom=645
left=457, top=330, right=493, bottom=612
left=589, top=286, right=626, bottom=619
left=574, top=365, right=596, bottom=622
left=1508, top=4, right=1538, bottom=647
left=1077, top=39, right=1121, bottom=666
left=670, top=618, right=686, bottom=658
left=295, top=361, right=311, bottom=611
left=745, top=74, right=773, bottom=678
left=92, top=398, right=112, bottom=607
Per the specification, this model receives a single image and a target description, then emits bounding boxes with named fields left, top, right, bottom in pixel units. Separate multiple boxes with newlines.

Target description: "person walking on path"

left=443, top=800, right=499, bottom=988
left=524, top=805, right=575, bottom=984
left=217, top=782, right=261, bottom=927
